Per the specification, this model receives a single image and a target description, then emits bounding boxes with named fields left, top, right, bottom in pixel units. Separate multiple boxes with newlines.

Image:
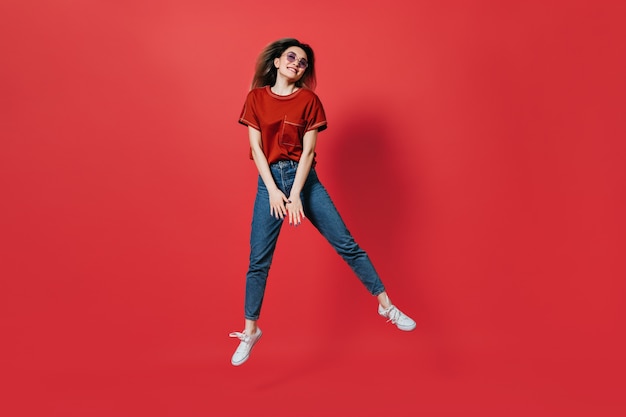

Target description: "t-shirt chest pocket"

left=280, top=116, right=306, bottom=150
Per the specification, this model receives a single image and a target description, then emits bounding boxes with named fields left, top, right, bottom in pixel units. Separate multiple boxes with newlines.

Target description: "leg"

left=303, top=169, right=416, bottom=331
left=230, top=175, right=282, bottom=366
left=244, top=175, right=285, bottom=321
left=302, top=169, right=385, bottom=295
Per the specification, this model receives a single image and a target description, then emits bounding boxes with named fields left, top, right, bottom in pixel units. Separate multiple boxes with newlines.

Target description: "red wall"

left=1, top=1, right=625, bottom=416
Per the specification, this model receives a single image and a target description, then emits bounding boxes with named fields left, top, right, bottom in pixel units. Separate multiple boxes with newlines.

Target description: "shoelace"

left=229, top=332, right=250, bottom=343
left=383, top=306, right=401, bottom=324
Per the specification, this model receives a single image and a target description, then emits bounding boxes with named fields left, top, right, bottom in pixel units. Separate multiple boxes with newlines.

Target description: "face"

left=274, top=46, right=308, bottom=82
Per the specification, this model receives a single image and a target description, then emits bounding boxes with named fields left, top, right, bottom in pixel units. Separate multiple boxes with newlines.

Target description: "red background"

left=1, top=1, right=625, bottom=416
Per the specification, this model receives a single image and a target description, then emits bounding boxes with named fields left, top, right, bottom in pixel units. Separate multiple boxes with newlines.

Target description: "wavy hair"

left=250, top=38, right=317, bottom=91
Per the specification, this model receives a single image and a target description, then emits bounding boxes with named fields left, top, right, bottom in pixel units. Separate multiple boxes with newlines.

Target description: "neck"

left=271, top=79, right=299, bottom=96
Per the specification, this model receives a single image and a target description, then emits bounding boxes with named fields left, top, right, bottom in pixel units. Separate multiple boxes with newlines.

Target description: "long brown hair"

left=250, top=38, right=317, bottom=91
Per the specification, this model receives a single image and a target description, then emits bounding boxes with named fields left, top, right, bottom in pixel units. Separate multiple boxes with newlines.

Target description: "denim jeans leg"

left=244, top=175, right=285, bottom=320
left=303, top=169, right=386, bottom=296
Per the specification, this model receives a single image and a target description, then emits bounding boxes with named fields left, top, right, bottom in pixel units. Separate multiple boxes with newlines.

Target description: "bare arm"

left=248, top=126, right=290, bottom=220
left=286, top=129, right=318, bottom=226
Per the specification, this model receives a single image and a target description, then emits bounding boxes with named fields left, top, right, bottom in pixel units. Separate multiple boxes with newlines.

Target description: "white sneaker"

left=378, top=304, right=416, bottom=331
left=229, top=328, right=262, bottom=366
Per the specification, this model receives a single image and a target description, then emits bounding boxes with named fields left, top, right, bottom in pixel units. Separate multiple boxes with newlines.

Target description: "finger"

left=289, top=209, right=296, bottom=226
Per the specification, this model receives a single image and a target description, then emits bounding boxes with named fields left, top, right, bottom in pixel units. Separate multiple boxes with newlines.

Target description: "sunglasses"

left=284, top=51, right=309, bottom=69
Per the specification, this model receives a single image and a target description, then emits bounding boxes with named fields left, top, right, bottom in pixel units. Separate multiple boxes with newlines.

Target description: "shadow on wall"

left=315, top=106, right=422, bottom=333
left=324, top=111, right=411, bottom=243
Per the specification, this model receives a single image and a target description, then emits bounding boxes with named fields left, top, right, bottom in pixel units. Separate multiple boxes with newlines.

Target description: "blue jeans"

left=244, top=160, right=385, bottom=320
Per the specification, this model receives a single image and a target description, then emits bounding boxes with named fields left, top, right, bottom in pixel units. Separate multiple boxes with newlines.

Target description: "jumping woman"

left=229, top=38, right=415, bottom=366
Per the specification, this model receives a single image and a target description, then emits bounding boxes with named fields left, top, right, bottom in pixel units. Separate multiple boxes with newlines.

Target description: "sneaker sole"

left=397, top=322, right=416, bottom=331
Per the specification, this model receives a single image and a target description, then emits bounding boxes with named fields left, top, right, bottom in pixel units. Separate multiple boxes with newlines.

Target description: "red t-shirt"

left=238, top=86, right=327, bottom=164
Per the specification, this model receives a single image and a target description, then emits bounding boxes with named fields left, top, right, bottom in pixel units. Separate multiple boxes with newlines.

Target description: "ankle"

left=244, top=319, right=257, bottom=335
left=377, top=293, right=392, bottom=309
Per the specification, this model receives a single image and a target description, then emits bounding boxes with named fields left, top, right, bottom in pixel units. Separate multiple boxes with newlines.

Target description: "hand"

left=286, top=196, right=305, bottom=226
left=269, top=189, right=290, bottom=220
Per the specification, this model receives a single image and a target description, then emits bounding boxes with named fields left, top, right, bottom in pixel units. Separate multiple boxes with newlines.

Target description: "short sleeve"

left=238, top=90, right=261, bottom=131
left=306, top=94, right=327, bottom=133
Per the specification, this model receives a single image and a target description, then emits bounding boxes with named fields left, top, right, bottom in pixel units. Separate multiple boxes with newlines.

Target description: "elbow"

left=250, top=147, right=264, bottom=161
left=301, top=147, right=315, bottom=159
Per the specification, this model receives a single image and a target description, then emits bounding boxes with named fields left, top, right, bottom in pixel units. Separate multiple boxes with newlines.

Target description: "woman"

left=230, top=38, right=415, bottom=366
